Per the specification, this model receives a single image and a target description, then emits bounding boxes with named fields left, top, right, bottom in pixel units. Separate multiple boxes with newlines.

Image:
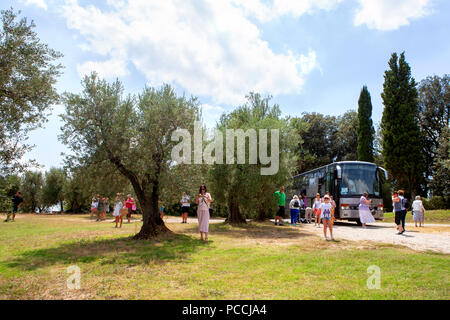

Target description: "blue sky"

left=4, top=0, right=450, bottom=171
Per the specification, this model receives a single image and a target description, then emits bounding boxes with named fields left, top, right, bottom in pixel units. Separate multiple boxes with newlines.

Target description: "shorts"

left=314, top=209, right=321, bottom=217
left=12, top=206, right=18, bottom=213
left=277, top=206, right=285, bottom=218
left=181, top=206, right=189, bottom=214
left=322, top=215, right=331, bottom=221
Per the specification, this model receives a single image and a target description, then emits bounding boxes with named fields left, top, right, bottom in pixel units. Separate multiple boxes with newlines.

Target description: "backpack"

left=402, top=198, right=410, bottom=211
left=293, top=200, right=299, bottom=208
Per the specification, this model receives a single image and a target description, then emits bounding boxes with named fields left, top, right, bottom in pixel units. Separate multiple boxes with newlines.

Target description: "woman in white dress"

left=359, top=192, right=375, bottom=228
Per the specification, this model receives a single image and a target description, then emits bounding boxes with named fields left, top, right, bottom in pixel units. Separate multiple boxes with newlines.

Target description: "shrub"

left=422, top=196, right=448, bottom=210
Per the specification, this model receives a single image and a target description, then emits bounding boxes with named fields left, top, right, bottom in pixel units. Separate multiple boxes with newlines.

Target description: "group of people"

left=393, top=190, right=426, bottom=234
left=273, top=187, right=380, bottom=241
left=90, top=195, right=110, bottom=221
left=3, top=184, right=428, bottom=243
left=90, top=193, right=136, bottom=227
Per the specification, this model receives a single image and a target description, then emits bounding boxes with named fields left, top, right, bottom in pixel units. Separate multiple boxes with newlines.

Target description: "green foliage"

left=429, top=127, right=450, bottom=203
left=0, top=174, right=20, bottom=211
left=381, top=52, right=425, bottom=196
left=335, top=110, right=358, bottom=161
left=417, top=75, right=449, bottom=192
left=0, top=9, right=63, bottom=174
left=422, top=197, right=448, bottom=210
left=292, top=110, right=359, bottom=173
left=20, top=171, right=43, bottom=213
left=41, top=168, right=66, bottom=211
left=357, top=86, right=375, bottom=162
left=294, top=112, right=337, bottom=172
left=209, top=93, right=299, bottom=222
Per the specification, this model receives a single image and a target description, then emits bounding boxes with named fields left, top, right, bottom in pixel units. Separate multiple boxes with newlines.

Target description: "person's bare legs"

left=200, top=231, right=204, bottom=241
left=205, top=233, right=208, bottom=242
left=328, top=220, right=334, bottom=240
left=12, top=213, right=16, bottom=222
left=120, top=216, right=123, bottom=228
left=115, top=216, right=119, bottom=228
left=323, top=220, right=327, bottom=239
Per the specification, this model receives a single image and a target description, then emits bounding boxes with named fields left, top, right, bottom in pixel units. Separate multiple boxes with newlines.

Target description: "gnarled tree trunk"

left=226, top=195, right=246, bottom=224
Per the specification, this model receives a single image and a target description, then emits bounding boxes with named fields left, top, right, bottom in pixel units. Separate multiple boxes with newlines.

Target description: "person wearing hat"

left=319, top=195, right=335, bottom=240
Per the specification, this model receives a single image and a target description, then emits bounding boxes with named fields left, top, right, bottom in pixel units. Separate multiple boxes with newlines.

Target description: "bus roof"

left=293, top=161, right=378, bottom=178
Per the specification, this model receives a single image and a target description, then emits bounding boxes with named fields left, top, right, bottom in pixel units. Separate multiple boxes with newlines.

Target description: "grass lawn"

left=0, top=214, right=449, bottom=300
left=382, top=210, right=450, bottom=224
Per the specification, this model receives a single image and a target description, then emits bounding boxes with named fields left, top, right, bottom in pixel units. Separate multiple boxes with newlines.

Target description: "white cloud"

left=232, top=0, right=344, bottom=22
left=24, top=0, right=48, bottom=10
left=60, top=0, right=318, bottom=105
left=354, top=0, right=433, bottom=31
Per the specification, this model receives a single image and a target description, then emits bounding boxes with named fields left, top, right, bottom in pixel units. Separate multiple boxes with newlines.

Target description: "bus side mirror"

left=336, top=165, right=342, bottom=179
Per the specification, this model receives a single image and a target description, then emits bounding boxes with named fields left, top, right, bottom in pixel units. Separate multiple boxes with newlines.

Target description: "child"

left=113, top=194, right=124, bottom=228
left=313, top=193, right=322, bottom=227
left=320, top=195, right=335, bottom=240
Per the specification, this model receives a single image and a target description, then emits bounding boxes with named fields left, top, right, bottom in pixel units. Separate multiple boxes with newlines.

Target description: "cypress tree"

left=381, top=52, right=424, bottom=196
left=357, top=86, right=375, bottom=162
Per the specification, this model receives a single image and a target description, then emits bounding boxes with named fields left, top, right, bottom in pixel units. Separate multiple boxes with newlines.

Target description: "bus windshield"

left=340, top=164, right=380, bottom=197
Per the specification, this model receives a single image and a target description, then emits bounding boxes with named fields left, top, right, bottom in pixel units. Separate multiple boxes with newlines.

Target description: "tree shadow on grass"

left=3, top=233, right=207, bottom=272
left=182, top=221, right=313, bottom=241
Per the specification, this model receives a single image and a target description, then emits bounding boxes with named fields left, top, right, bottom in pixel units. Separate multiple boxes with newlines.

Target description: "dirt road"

left=299, top=221, right=450, bottom=254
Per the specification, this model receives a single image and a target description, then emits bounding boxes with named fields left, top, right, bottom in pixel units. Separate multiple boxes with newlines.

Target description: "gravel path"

left=298, top=221, right=450, bottom=254
left=102, top=217, right=450, bottom=254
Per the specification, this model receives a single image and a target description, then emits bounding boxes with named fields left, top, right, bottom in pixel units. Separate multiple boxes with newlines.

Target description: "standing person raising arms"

left=195, top=185, right=212, bottom=241
left=273, top=187, right=286, bottom=226
left=180, top=192, right=190, bottom=224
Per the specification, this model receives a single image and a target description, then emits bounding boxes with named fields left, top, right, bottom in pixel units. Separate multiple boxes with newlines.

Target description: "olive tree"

left=0, top=9, right=63, bottom=174
left=60, top=73, right=199, bottom=238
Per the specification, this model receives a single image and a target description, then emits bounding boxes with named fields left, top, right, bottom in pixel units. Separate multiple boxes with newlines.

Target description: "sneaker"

left=331, top=236, right=335, bottom=240
left=274, top=222, right=278, bottom=226
left=279, top=223, right=284, bottom=226
left=294, top=224, right=297, bottom=227
left=3, top=220, right=9, bottom=223
left=324, top=236, right=328, bottom=241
